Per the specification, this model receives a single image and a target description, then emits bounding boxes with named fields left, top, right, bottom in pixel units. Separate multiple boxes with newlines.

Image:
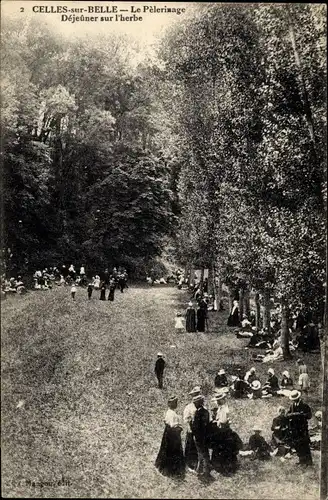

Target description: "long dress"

left=227, top=301, right=240, bottom=327
left=155, top=409, right=185, bottom=477
left=100, top=284, right=106, bottom=300
left=185, top=307, right=196, bottom=332
left=108, top=284, right=115, bottom=301
left=183, top=403, right=198, bottom=470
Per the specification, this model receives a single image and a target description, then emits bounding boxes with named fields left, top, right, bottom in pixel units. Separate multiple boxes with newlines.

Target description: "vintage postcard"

left=1, top=1, right=327, bottom=499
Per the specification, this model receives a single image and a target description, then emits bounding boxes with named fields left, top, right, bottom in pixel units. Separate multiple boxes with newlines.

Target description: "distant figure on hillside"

left=71, top=283, right=77, bottom=301
left=175, top=312, right=185, bottom=333
left=108, top=279, right=116, bottom=302
left=185, top=302, right=196, bottom=332
left=248, top=427, right=271, bottom=460
left=298, top=371, right=310, bottom=394
left=100, top=281, right=106, bottom=301
left=155, top=396, right=185, bottom=478
left=118, top=273, right=126, bottom=293
left=87, top=283, right=93, bottom=300
left=68, top=264, right=76, bottom=281
left=155, top=353, right=166, bottom=389
left=297, top=359, right=308, bottom=375
left=227, top=300, right=240, bottom=327
left=196, top=300, right=207, bottom=332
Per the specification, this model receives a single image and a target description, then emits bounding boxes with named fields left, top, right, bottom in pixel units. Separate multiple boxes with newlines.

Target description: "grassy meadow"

left=1, top=285, right=322, bottom=498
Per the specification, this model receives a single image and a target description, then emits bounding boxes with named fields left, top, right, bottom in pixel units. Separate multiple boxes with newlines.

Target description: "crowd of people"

left=154, top=382, right=320, bottom=481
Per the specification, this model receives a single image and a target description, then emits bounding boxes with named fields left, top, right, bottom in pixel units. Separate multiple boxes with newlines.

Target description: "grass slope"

left=1, top=285, right=321, bottom=499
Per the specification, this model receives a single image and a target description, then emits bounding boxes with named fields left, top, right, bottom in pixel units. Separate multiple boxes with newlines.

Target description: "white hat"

left=209, top=398, right=219, bottom=410
left=157, top=352, right=164, bottom=357
left=282, top=371, right=289, bottom=377
left=253, top=425, right=262, bottom=431
left=215, top=392, right=227, bottom=401
left=193, top=394, right=205, bottom=404
left=189, top=386, right=201, bottom=396
left=218, top=369, right=225, bottom=375
left=188, top=302, right=193, bottom=307
left=315, top=411, right=322, bottom=419
left=251, top=380, right=261, bottom=390
left=268, top=368, right=275, bottom=375
left=289, top=390, right=301, bottom=401
left=250, top=367, right=256, bottom=373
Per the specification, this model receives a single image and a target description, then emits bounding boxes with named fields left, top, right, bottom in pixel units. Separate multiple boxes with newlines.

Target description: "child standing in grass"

left=175, top=312, right=184, bottom=333
left=71, top=283, right=77, bottom=301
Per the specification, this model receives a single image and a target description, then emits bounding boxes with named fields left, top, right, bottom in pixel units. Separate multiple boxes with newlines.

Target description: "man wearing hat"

left=154, top=353, right=165, bottom=389
left=287, top=390, right=313, bottom=466
left=215, top=392, right=230, bottom=426
left=191, top=394, right=211, bottom=478
left=183, top=386, right=201, bottom=471
left=248, top=426, right=271, bottom=460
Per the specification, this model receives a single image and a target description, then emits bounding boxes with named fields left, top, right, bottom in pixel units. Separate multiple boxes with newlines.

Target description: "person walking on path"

left=71, top=283, right=77, bottom=301
left=183, top=386, right=201, bottom=471
left=191, top=394, right=211, bottom=479
left=185, top=302, right=196, bottom=332
left=287, top=390, right=313, bottom=466
left=155, top=396, right=185, bottom=478
left=155, top=353, right=166, bottom=389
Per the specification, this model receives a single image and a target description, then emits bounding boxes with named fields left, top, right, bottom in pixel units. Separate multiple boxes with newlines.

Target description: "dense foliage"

left=1, top=5, right=326, bottom=328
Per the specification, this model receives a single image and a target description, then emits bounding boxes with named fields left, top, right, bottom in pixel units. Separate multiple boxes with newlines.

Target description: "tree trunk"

left=281, top=298, right=292, bottom=359
left=213, top=271, right=222, bottom=312
left=228, top=289, right=233, bottom=313
left=239, top=288, right=244, bottom=320
left=255, top=292, right=261, bottom=329
left=244, top=289, right=250, bottom=317
left=189, top=266, right=195, bottom=287
left=199, top=267, right=205, bottom=294
left=320, top=329, right=328, bottom=500
left=263, top=288, right=271, bottom=334
left=208, top=264, right=214, bottom=298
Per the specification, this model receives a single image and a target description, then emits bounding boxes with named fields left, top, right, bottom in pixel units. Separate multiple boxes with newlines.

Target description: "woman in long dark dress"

left=227, top=300, right=240, bottom=327
left=100, top=282, right=106, bottom=300
left=108, top=280, right=115, bottom=301
left=155, top=397, right=185, bottom=478
left=185, top=302, right=196, bottom=332
left=196, top=299, right=207, bottom=332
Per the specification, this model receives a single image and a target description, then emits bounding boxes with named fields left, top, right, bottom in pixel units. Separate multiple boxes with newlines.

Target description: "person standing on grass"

left=287, top=390, right=313, bottom=466
left=99, top=281, right=106, bottom=300
left=155, top=396, right=185, bottom=478
left=196, top=301, right=207, bottom=332
left=71, top=282, right=77, bottom=301
left=297, top=358, right=308, bottom=375
left=175, top=312, right=184, bottom=333
left=87, top=283, right=93, bottom=300
left=298, top=370, right=310, bottom=393
left=183, top=386, right=201, bottom=472
left=191, top=394, right=211, bottom=479
left=155, top=353, right=165, bottom=389
left=108, top=278, right=116, bottom=302
left=185, top=302, right=196, bottom=332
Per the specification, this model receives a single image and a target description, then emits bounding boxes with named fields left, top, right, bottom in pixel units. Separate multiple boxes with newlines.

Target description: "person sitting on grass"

left=248, top=380, right=262, bottom=399
left=244, top=367, right=257, bottom=385
left=262, top=368, right=280, bottom=396
left=231, top=371, right=251, bottom=399
left=214, top=369, right=228, bottom=388
left=281, top=370, right=294, bottom=388
left=249, top=426, right=271, bottom=460
left=309, top=410, right=322, bottom=450
left=271, top=406, right=290, bottom=452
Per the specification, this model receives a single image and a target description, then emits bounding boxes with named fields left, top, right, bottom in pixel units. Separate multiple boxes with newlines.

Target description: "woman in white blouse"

left=155, top=397, right=185, bottom=478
